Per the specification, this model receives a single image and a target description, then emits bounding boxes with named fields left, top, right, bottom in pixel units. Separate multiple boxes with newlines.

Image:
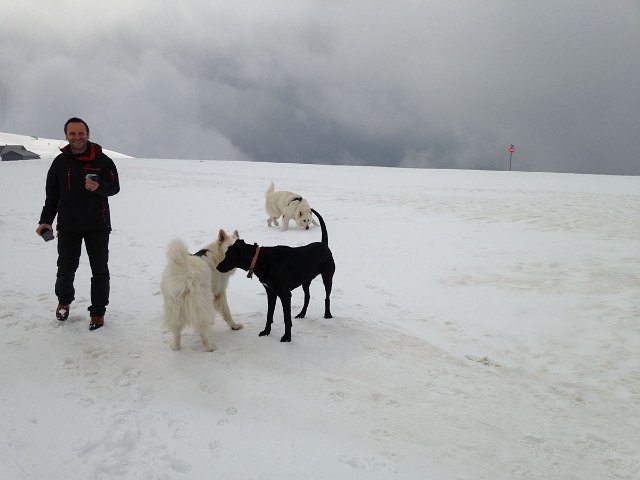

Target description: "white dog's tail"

left=265, top=181, right=275, bottom=198
left=166, top=238, right=190, bottom=270
left=163, top=239, right=215, bottom=329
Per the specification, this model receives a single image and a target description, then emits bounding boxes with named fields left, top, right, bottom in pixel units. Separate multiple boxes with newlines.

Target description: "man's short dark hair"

left=64, top=117, right=90, bottom=134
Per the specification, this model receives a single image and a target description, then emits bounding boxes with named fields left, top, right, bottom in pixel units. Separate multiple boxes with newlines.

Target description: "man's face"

left=65, top=122, right=89, bottom=154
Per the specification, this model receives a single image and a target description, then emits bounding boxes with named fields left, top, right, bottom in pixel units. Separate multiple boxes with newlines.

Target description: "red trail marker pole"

left=508, top=144, right=516, bottom=170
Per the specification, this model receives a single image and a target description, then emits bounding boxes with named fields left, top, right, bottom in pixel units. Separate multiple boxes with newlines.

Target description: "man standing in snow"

left=36, top=117, right=120, bottom=331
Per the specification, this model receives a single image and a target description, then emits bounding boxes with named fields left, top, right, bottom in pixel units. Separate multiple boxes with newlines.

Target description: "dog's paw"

left=280, top=334, right=291, bottom=342
left=258, top=329, right=271, bottom=337
left=231, top=323, right=243, bottom=330
left=170, top=343, right=181, bottom=351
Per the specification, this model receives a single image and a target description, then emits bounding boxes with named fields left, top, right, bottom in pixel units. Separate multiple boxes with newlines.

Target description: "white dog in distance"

left=160, top=230, right=242, bottom=351
left=265, top=181, right=319, bottom=231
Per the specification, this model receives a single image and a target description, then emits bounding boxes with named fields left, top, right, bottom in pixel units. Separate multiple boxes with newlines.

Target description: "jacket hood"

left=60, top=141, right=103, bottom=162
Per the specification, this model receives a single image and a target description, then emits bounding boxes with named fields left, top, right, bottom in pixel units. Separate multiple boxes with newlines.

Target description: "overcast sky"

left=1, top=1, right=639, bottom=175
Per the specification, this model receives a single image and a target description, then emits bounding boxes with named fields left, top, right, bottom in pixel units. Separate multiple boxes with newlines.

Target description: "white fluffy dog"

left=160, top=229, right=242, bottom=351
left=265, top=181, right=319, bottom=231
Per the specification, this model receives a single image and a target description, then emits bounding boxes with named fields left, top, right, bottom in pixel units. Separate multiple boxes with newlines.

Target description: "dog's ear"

left=232, top=229, right=240, bottom=239
left=218, top=229, right=227, bottom=242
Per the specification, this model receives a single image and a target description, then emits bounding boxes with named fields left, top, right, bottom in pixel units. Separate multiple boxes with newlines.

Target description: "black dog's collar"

left=247, top=244, right=261, bottom=279
left=192, top=249, right=208, bottom=257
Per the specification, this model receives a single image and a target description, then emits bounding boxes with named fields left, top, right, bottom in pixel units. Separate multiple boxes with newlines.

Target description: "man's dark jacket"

left=39, top=141, right=120, bottom=232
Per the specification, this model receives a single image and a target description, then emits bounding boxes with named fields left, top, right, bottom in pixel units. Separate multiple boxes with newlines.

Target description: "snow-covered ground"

left=0, top=131, right=131, bottom=159
left=1, top=156, right=639, bottom=479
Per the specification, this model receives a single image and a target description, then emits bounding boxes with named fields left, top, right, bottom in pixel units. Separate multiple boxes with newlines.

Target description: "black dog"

left=217, top=208, right=334, bottom=342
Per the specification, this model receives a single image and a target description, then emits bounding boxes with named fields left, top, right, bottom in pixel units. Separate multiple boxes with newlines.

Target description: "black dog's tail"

left=311, top=208, right=328, bottom=245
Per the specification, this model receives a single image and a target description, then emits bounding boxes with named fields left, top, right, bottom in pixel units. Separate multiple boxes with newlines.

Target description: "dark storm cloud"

left=1, top=1, right=639, bottom=175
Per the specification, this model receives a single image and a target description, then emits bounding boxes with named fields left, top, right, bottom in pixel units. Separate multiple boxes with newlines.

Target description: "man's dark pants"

left=55, top=231, right=110, bottom=317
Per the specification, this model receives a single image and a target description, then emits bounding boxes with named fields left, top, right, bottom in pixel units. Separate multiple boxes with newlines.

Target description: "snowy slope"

left=0, top=131, right=132, bottom=159
left=1, top=158, right=639, bottom=480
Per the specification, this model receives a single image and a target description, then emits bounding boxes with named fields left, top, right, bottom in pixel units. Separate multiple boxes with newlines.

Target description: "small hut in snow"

left=0, top=145, right=41, bottom=161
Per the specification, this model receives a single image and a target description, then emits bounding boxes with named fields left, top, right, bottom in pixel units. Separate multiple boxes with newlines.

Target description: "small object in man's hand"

left=42, top=229, right=55, bottom=241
